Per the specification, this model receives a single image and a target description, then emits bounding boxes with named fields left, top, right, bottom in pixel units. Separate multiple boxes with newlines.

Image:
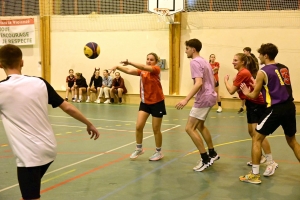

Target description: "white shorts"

left=189, top=107, right=212, bottom=121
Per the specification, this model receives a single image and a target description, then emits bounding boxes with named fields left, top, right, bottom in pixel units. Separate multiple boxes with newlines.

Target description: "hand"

left=109, top=66, right=117, bottom=74
left=120, top=59, right=129, bottom=66
left=175, top=99, right=188, bottom=110
left=224, top=75, right=230, bottom=82
left=86, top=124, right=100, bottom=140
left=240, top=83, right=251, bottom=96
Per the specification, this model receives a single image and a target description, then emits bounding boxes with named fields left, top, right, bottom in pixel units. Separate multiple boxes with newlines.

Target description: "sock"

left=87, top=96, right=90, bottom=100
left=200, top=152, right=210, bottom=163
left=136, top=144, right=142, bottom=149
left=119, top=98, right=122, bottom=103
left=74, top=95, right=77, bottom=98
left=208, top=148, right=217, bottom=157
left=79, top=95, right=82, bottom=99
left=156, top=147, right=161, bottom=152
left=218, top=102, right=221, bottom=106
left=110, top=98, right=114, bottom=103
left=252, top=164, right=260, bottom=174
left=265, top=154, right=273, bottom=162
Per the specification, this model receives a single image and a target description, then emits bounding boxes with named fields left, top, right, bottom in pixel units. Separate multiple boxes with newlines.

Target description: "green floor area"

left=0, top=103, right=299, bottom=200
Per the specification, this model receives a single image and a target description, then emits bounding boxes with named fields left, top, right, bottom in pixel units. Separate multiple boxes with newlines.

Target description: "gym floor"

left=0, top=102, right=299, bottom=200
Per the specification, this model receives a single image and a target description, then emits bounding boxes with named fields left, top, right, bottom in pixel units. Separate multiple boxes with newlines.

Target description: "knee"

left=152, top=126, right=161, bottom=134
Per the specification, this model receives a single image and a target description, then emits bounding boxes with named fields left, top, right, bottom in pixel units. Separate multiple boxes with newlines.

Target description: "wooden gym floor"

left=0, top=102, right=299, bottom=200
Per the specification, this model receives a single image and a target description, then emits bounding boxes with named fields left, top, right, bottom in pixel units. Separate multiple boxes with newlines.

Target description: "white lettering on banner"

left=0, top=18, right=35, bottom=46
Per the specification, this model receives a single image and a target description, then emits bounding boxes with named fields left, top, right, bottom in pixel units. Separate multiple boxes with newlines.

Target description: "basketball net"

left=154, top=8, right=175, bottom=24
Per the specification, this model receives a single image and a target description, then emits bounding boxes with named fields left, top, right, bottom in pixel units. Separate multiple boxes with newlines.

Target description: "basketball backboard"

left=148, top=0, right=185, bottom=15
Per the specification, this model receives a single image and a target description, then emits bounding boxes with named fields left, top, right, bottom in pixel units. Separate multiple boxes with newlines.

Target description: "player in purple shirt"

left=175, top=39, right=219, bottom=172
left=239, top=43, right=300, bottom=184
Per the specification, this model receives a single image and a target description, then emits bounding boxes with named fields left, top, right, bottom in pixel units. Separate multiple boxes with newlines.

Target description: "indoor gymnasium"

left=0, top=0, right=300, bottom=199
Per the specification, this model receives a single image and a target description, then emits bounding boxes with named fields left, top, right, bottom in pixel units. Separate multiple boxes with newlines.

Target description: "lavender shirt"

left=190, top=56, right=217, bottom=108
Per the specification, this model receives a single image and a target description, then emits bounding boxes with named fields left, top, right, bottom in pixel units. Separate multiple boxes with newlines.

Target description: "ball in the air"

left=84, top=42, right=100, bottom=59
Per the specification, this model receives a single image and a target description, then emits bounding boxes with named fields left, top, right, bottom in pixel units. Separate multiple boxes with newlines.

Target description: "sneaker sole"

left=239, top=178, right=261, bottom=184
left=130, top=152, right=144, bottom=160
left=149, top=155, right=164, bottom=161
left=211, top=155, right=220, bottom=162
left=194, top=160, right=213, bottom=172
left=263, top=164, right=279, bottom=177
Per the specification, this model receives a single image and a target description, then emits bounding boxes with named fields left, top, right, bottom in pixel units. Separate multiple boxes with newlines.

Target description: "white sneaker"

left=149, top=151, right=164, bottom=161
left=194, top=158, right=213, bottom=172
left=263, top=161, right=278, bottom=176
left=130, top=148, right=144, bottom=159
left=216, top=106, right=222, bottom=113
left=86, top=99, right=90, bottom=103
left=77, top=99, right=81, bottom=103
left=104, top=99, right=111, bottom=104
left=96, top=99, right=100, bottom=104
left=247, top=155, right=267, bottom=166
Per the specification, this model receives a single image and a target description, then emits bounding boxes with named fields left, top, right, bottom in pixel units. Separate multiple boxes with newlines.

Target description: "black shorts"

left=245, top=100, right=266, bottom=124
left=256, top=101, right=296, bottom=137
left=215, top=81, right=219, bottom=87
left=139, top=100, right=167, bottom=118
left=18, top=161, right=53, bottom=199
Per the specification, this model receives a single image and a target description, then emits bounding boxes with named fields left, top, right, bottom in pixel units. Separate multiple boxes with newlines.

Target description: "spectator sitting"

left=110, top=72, right=127, bottom=104
left=73, top=73, right=88, bottom=103
left=65, top=69, right=76, bottom=101
left=86, top=70, right=102, bottom=103
left=96, top=69, right=112, bottom=104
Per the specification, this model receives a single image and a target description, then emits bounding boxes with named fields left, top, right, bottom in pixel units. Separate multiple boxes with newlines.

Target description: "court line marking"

left=51, top=124, right=152, bottom=133
left=0, top=125, right=181, bottom=193
left=97, top=135, right=220, bottom=200
left=41, top=169, right=76, bottom=184
left=40, top=155, right=129, bottom=194
left=185, top=133, right=300, bottom=156
left=48, top=115, right=179, bottom=125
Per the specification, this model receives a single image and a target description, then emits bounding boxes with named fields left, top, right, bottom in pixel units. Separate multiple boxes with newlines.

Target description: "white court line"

left=0, top=125, right=181, bottom=193
left=48, top=115, right=178, bottom=125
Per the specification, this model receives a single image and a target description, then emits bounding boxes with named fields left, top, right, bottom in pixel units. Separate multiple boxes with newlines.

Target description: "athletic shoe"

left=247, top=155, right=267, bottom=166
left=149, top=151, right=164, bottom=161
left=96, top=99, right=100, bottom=104
left=86, top=99, right=90, bottom=103
left=239, top=172, right=261, bottom=184
left=77, top=99, right=81, bottom=103
left=194, top=158, right=213, bottom=172
left=263, top=161, right=278, bottom=176
left=104, top=99, right=111, bottom=104
left=216, top=106, right=222, bottom=113
left=237, top=108, right=244, bottom=114
left=130, top=148, right=144, bottom=159
left=210, top=154, right=220, bottom=162
left=72, top=98, right=76, bottom=102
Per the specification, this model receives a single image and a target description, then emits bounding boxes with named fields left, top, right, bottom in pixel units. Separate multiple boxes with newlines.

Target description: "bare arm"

left=224, top=75, right=239, bottom=95
left=213, top=67, right=219, bottom=74
left=59, top=101, right=99, bottom=140
left=175, top=77, right=202, bottom=109
left=110, top=65, right=139, bottom=76
left=240, top=71, right=265, bottom=99
left=125, top=60, right=154, bottom=72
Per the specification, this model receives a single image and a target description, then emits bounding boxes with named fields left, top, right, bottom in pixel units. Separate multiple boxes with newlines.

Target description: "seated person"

left=96, top=69, right=112, bottom=104
left=86, top=70, right=102, bottom=103
left=65, top=69, right=76, bottom=101
left=73, top=73, right=88, bottom=103
left=110, top=72, right=127, bottom=104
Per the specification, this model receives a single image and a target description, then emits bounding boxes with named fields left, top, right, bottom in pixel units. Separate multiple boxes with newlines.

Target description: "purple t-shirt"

left=190, top=56, right=217, bottom=108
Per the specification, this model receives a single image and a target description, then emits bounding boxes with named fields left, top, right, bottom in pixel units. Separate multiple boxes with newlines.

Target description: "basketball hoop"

left=154, top=8, right=179, bottom=24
